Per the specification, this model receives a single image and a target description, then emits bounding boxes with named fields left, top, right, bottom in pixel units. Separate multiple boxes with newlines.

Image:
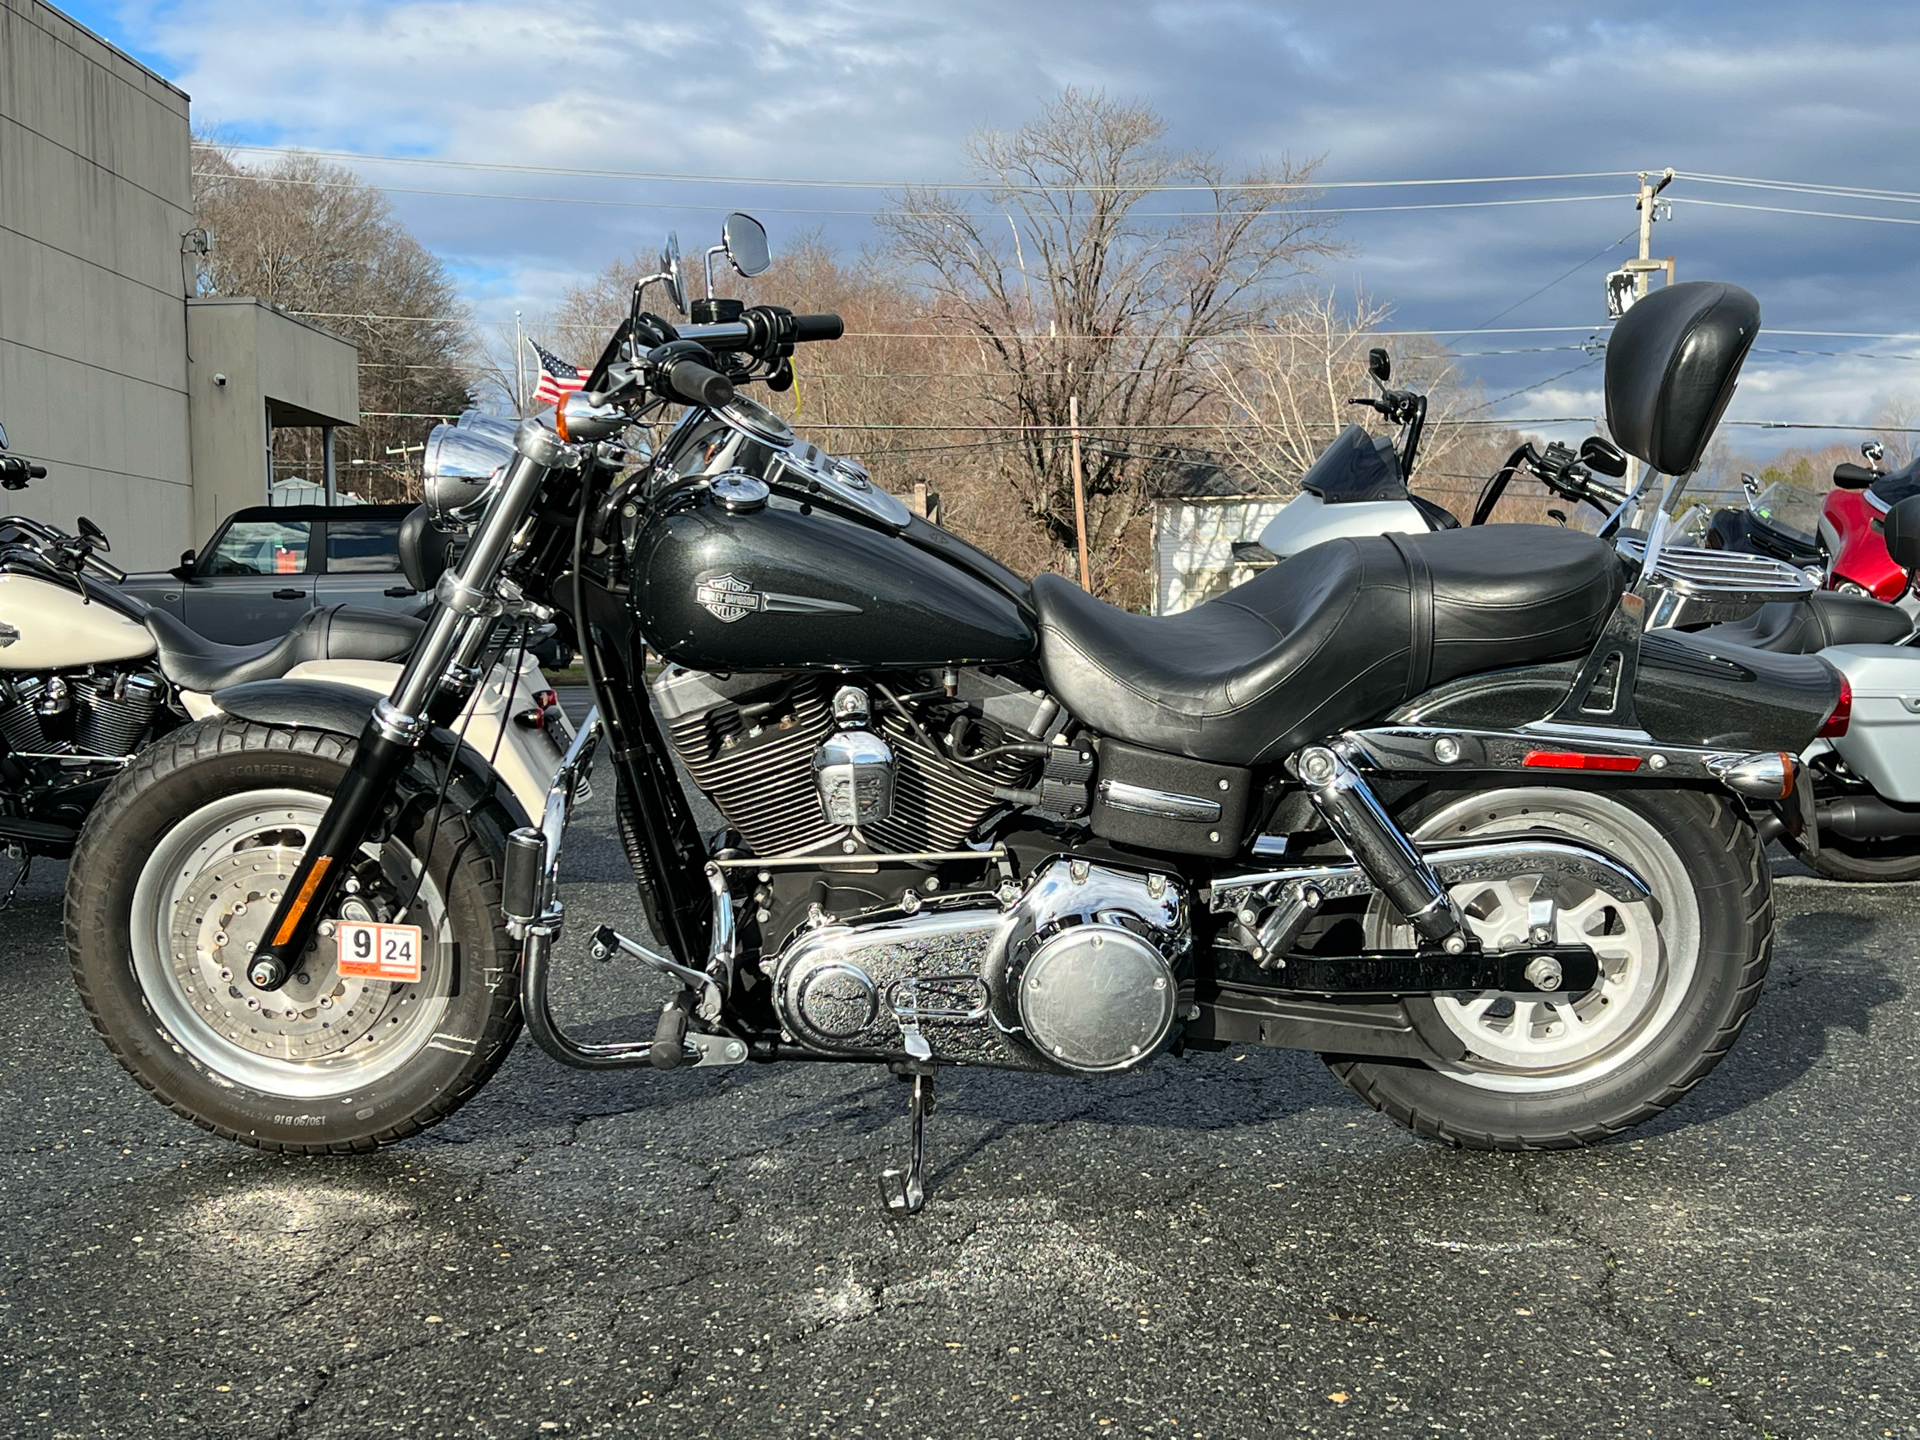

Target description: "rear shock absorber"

left=1294, top=745, right=1467, bottom=952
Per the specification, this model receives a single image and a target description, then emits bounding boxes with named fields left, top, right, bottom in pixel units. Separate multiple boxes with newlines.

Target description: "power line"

left=1679, top=171, right=1920, bottom=206
left=190, top=168, right=1632, bottom=219
left=203, top=145, right=1639, bottom=194
left=1675, top=197, right=1920, bottom=228
left=1467, top=232, right=1635, bottom=332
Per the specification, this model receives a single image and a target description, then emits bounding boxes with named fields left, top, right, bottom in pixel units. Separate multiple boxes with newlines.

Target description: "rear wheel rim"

left=129, top=789, right=452, bottom=1100
left=1365, top=788, right=1699, bottom=1095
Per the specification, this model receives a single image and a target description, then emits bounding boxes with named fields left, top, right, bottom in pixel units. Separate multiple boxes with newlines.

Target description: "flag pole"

left=515, top=311, right=525, bottom=415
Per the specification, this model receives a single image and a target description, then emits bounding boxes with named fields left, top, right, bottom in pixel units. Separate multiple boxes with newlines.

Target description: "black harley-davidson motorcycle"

left=66, top=229, right=1842, bottom=1212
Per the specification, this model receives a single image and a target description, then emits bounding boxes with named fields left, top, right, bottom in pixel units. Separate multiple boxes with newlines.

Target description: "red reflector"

left=1817, top=674, right=1852, bottom=738
left=1521, top=750, right=1643, bottom=772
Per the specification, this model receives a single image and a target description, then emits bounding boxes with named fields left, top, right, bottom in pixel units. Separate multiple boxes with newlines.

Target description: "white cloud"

left=79, top=0, right=1920, bottom=442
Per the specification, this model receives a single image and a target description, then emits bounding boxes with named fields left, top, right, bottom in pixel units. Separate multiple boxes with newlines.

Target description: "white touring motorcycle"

left=1251, top=289, right=1920, bottom=883
left=66, top=241, right=1844, bottom=1214
left=0, top=427, right=565, bottom=884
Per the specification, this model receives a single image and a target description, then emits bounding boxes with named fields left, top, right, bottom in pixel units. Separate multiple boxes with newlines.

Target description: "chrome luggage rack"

left=1616, top=537, right=1817, bottom=627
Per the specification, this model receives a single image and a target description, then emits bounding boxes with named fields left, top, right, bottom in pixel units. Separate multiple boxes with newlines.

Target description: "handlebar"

left=0, top=457, right=44, bottom=489
left=0, top=514, right=124, bottom=585
left=791, top=313, right=844, bottom=342
left=665, top=357, right=735, bottom=409
left=674, top=307, right=844, bottom=354
left=1833, top=462, right=1879, bottom=490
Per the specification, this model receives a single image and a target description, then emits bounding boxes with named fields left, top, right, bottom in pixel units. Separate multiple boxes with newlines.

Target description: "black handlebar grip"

left=1833, top=462, right=1878, bottom=489
left=666, top=358, right=735, bottom=409
left=28, top=465, right=46, bottom=480
left=89, top=555, right=127, bottom=585
left=790, top=313, right=844, bottom=342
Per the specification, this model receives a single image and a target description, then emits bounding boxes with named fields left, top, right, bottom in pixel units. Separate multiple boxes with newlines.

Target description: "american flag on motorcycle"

left=530, top=340, right=585, bottom=405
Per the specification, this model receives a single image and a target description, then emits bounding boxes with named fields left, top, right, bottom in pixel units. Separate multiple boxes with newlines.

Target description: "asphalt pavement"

left=3, top=706, right=1918, bottom=1438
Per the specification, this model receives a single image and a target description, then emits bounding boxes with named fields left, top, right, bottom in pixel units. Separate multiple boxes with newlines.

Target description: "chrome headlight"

left=422, top=413, right=515, bottom=532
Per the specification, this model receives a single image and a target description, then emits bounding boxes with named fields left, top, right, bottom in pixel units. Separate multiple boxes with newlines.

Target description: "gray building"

left=0, top=0, right=358, bottom=569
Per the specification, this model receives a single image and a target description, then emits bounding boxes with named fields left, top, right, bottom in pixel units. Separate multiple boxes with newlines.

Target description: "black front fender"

left=213, top=678, right=534, bottom=834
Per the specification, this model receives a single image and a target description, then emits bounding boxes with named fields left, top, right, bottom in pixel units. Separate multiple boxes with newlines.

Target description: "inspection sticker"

left=336, top=921, right=423, bottom=983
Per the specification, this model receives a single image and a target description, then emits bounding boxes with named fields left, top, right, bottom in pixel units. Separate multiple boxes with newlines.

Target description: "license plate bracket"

left=336, top=920, right=424, bottom=983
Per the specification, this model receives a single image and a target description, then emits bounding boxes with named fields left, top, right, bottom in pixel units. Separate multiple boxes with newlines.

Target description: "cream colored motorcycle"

left=0, top=426, right=566, bottom=886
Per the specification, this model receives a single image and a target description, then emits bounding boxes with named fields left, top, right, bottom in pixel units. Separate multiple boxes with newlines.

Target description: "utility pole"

left=1611, top=168, right=1677, bottom=505
left=1069, top=394, right=1092, bottom=590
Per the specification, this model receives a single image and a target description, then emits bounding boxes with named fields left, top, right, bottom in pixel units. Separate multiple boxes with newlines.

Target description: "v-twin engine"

left=772, top=858, right=1191, bottom=1074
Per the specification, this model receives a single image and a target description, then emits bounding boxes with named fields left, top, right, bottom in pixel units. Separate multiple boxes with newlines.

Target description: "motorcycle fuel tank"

left=634, top=490, right=1034, bottom=671
left=0, top=572, right=155, bottom=671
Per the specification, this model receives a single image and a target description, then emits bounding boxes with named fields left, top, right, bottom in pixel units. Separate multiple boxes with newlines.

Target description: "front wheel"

left=66, top=718, right=522, bottom=1152
left=1330, top=784, right=1771, bottom=1149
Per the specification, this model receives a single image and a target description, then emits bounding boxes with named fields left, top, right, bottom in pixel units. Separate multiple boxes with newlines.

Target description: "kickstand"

left=878, top=1069, right=936, bottom=1216
left=0, top=848, right=32, bottom=913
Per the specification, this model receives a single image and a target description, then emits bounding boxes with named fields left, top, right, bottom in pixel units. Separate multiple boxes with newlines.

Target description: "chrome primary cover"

left=992, top=858, right=1188, bottom=1073
left=773, top=908, right=1013, bottom=1065
left=768, top=858, right=1190, bottom=1075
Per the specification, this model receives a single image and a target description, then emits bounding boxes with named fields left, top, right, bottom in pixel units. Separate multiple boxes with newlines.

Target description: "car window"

left=326, top=517, right=403, bottom=573
left=202, top=520, right=312, bottom=576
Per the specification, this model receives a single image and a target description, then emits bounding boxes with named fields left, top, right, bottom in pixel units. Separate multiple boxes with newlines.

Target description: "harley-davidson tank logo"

left=695, top=573, right=763, bottom=623
left=694, top=573, right=864, bottom=623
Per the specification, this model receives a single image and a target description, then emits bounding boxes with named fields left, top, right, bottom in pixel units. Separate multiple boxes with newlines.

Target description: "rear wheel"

left=66, top=718, right=520, bottom=1152
left=1330, top=784, right=1770, bottom=1149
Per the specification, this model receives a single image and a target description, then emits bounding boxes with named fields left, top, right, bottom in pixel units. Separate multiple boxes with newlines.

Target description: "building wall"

left=0, top=0, right=195, bottom=569
left=186, top=300, right=359, bottom=541
left=1151, top=497, right=1289, bottom=614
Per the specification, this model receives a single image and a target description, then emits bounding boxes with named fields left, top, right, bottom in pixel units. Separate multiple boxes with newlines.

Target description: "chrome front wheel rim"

left=130, top=789, right=452, bottom=1100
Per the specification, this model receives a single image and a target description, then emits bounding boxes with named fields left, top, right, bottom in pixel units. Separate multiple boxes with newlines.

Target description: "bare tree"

left=192, top=141, right=475, bottom=500
left=1209, top=290, right=1512, bottom=519
left=880, top=89, right=1343, bottom=602
left=1871, top=394, right=1920, bottom=469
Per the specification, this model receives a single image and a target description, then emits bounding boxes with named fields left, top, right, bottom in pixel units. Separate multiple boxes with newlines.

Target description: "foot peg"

left=878, top=1070, right=935, bottom=1216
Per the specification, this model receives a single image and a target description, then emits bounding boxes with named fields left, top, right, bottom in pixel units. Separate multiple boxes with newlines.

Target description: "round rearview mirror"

left=661, top=232, right=687, bottom=316
left=722, top=212, right=771, bottom=278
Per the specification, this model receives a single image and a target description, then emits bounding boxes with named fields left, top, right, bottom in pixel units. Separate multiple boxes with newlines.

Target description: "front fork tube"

left=245, top=719, right=423, bottom=988
left=248, top=419, right=566, bottom=988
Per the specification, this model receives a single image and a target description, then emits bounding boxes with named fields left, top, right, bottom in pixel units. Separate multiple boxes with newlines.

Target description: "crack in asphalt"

left=1516, top=1166, right=1788, bottom=1440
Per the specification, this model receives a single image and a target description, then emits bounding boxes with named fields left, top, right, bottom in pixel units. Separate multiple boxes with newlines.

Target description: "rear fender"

left=1388, top=632, right=1840, bottom=755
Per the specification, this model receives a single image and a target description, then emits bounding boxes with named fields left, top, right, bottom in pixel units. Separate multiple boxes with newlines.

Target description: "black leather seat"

left=147, top=605, right=423, bottom=692
left=1035, top=525, right=1622, bottom=764
left=1690, top=591, right=1913, bottom=655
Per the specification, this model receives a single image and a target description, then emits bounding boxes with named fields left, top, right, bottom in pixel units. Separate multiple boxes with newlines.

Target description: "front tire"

left=1330, top=785, right=1770, bottom=1149
left=66, top=718, right=521, bottom=1152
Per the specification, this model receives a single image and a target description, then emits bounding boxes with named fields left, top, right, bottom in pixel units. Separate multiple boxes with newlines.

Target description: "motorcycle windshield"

left=1298, top=425, right=1407, bottom=504
left=1746, top=482, right=1819, bottom=548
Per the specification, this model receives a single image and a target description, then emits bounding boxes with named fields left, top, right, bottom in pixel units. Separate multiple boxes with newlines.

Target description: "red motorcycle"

left=1822, top=441, right=1920, bottom=603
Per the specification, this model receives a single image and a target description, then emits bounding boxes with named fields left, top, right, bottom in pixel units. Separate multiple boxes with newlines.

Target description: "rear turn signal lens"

left=1817, top=674, right=1852, bottom=738
left=1521, top=750, right=1643, bottom=772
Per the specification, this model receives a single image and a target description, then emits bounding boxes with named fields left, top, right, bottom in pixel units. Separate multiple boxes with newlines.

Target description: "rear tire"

left=65, top=718, right=521, bottom=1153
left=1329, top=785, right=1770, bottom=1149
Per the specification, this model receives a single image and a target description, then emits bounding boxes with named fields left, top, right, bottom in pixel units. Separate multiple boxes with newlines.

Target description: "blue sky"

left=62, top=0, right=1920, bottom=453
